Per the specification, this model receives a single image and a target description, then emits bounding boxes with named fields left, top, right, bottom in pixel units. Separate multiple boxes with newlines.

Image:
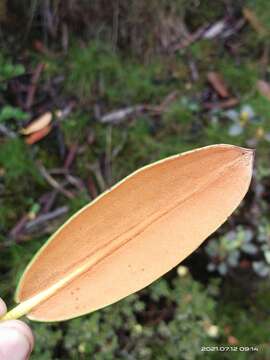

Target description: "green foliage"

left=65, top=41, right=170, bottom=105
left=30, top=273, right=217, bottom=359
left=185, top=1, right=225, bottom=30
left=253, top=220, right=270, bottom=277
left=30, top=325, right=63, bottom=360
left=61, top=112, right=91, bottom=144
left=0, top=53, right=25, bottom=83
left=68, top=191, right=90, bottom=215
left=0, top=138, right=39, bottom=181
left=247, top=0, right=270, bottom=36
left=206, top=220, right=270, bottom=277
left=217, top=59, right=258, bottom=96
left=206, top=226, right=255, bottom=275
left=0, top=105, right=28, bottom=122
left=213, top=280, right=270, bottom=360
left=0, top=54, right=28, bottom=122
left=163, top=97, right=199, bottom=125
left=0, top=139, right=43, bottom=231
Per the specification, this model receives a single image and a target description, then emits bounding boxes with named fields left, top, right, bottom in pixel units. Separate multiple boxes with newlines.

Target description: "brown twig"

left=37, top=162, right=74, bottom=199
left=88, top=162, right=107, bottom=192
left=149, top=91, right=179, bottom=114
left=173, top=25, right=208, bottom=51
left=0, top=124, right=17, bottom=138
left=25, top=206, right=69, bottom=232
left=65, top=174, right=87, bottom=192
left=48, top=168, right=68, bottom=175
left=40, top=191, right=58, bottom=213
left=189, top=60, right=199, bottom=82
left=64, top=144, right=78, bottom=169
left=8, top=215, right=29, bottom=239
left=25, top=63, right=45, bottom=109
left=203, top=98, right=239, bottom=110
left=203, top=20, right=226, bottom=39
left=55, top=101, right=76, bottom=121
left=87, top=175, right=98, bottom=199
left=207, top=72, right=230, bottom=98
left=100, top=106, right=144, bottom=124
left=243, top=7, right=267, bottom=37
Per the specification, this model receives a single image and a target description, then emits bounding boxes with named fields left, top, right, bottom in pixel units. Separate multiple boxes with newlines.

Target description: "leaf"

left=227, top=251, right=240, bottom=267
left=1, top=144, right=253, bottom=322
left=253, top=261, right=270, bottom=277
left=264, top=250, right=270, bottom=264
left=207, top=72, right=230, bottom=98
left=257, top=80, right=270, bottom=101
left=21, top=112, right=53, bottom=135
left=0, top=105, right=28, bottom=122
left=242, top=243, right=258, bottom=255
left=25, top=125, right=52, bottom=145
left=217, top=263, right=228, bottom=275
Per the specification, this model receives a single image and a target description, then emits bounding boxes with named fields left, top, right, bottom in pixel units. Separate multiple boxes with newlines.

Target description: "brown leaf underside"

left=16, top=145, right=253, bottom=321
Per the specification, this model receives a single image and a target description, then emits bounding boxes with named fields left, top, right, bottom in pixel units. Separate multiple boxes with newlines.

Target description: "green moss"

left=0, top=138, right=41, bottom=182
left=64, top=41, right=172, bottom=105
left=213, top=280, right=270, bottom=359
left=217, top=59, right=258, bottom=96
left=0, top=105, right=28, bottom=123
left=68, top=191, right=90, bottom=215
left=247, top=0, right=270, bottom=36
left=249, top=94, right=270, bottom=123
left=0, top=53, right=25, bottom=82
left=0, top=237, right=46, bottom=302
left=189, top=40, right=216, bottom=61
left=0, top=139, right=44, bottom=231
left=66, top=42, right=121, bottom=103
left=61, top=112, right=92, bottom=145
left=185, top=0, right=225, bottom=30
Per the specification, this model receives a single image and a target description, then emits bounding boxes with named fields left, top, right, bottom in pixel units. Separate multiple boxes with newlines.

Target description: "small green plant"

left=206, top=226, right=256, bottom=275
left=252, top=221, right=270, bottom=277
left=0, top=54, right=25, bottom=84
left=30, top=272, right=218, bottom=360
left=214, top=280, right=270, bottom=360
left=0, top=53, right=28, bottom=122
left=65, top=41, right=170, bottom=105
left=217, top=58, right=258, bottom=95
left=0, top=105, right=28, bottom=123
left=0, top=138, right=40, bottom=182
left=206, top=223, right=270, bottom=277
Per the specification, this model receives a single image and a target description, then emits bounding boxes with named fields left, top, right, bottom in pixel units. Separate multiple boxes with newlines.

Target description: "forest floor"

left=0, top=1, right=270, bottom=359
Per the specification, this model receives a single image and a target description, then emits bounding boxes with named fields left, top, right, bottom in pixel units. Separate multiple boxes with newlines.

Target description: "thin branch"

left=37, top=162, right=74, bottom=199
left=25, top=63, right=45, bottom=109
left=25, top=206, right=69, bottom=231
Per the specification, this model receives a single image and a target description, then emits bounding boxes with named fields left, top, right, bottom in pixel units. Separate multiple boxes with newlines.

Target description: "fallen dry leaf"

left=207, top=72, right=230, bottom=98
left=257, top=80, right=270, bottom=101
left=204, top=98, right=238, bottom=110
left=203, top=20, right=226, bottom=39
left=1, top=144, right=253, bottom=322
left=243, top=8, right=267, bottom=37
left=228, top=336, right=239, bottom=345
left=21, top=112, right=52, bottom=135
left=25, top=125, right=52, bottom=145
